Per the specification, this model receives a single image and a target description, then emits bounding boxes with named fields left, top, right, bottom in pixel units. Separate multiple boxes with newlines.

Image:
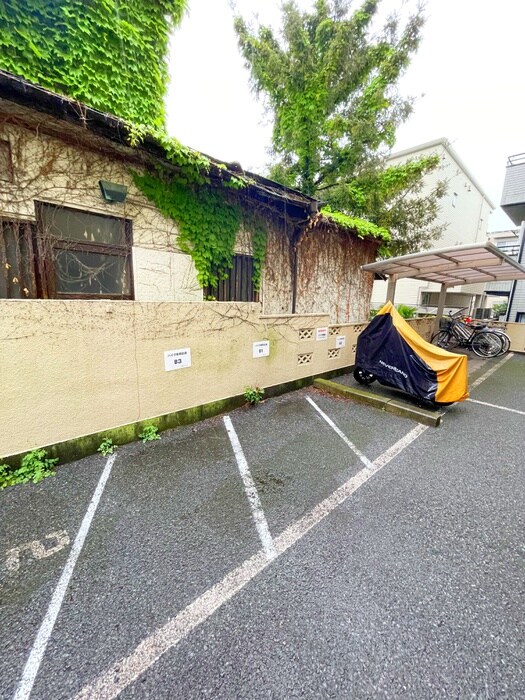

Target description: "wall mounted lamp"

left=99, top=180, right=128, bottom=203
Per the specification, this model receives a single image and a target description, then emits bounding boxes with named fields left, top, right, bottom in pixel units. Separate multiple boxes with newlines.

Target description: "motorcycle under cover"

left=356, top=302, right=469, bottom=403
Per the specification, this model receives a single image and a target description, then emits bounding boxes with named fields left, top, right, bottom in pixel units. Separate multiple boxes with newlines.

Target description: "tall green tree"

left=235, top=0, right=446, bottom=254
left=0, top=0, right=187, bottom=128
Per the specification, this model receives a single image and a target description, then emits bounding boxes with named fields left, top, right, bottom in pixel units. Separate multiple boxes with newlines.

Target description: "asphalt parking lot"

left=1, top=352, right=524, bottom=699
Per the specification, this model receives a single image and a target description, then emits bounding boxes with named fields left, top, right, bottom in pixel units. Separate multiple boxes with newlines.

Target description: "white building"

left=496, top=153, right=525, bottom=323
left=372, top=138, right=495, bottom=314
left=483, top=228, right=521, bottom=318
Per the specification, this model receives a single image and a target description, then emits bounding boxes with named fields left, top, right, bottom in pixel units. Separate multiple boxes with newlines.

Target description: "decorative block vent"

left=353, top=324, right=366, bottom=334
left=297, top=353, right=313, bottom=365
left=328, top=326, right=341, bottom=336
left=328, top=348, right=340, bottom=359
left=298, top=328, right=314, bottom=340
left=351, top=343, right=357, bottom=353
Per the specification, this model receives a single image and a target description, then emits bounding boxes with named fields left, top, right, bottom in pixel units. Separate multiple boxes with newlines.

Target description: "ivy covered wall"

left=0, top=0, right=186, bottom=127
left=0, top=0, right=271, bottom=297
left=133, top=171, right=267, bottom=291
left=0, top=1, right=383, bottom=307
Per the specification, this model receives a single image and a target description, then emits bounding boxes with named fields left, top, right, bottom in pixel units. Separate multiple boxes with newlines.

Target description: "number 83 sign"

left=164, top=348, right=192, bottom=371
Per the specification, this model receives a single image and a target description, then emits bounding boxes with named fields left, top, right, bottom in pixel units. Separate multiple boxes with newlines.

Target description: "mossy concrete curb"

left=2, top=365, right=355, bottom=470
left=313, top=378, right=444, bottom=427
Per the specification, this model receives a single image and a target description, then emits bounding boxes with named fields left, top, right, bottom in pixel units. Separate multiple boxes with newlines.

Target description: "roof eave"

left=0, top=70, right=318, bottom=216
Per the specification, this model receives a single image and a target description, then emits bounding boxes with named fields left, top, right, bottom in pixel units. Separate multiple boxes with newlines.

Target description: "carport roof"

left=361, top=242, right=525, bottom=286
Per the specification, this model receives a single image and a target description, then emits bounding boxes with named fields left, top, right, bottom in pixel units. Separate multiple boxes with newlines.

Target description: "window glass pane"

left=205, top=254, right=256, bottom=302
left=39, top=204, right=126, bottom=245
left=0, top=221, right=37, bottom=298
left=54, top=249, right=130, bottom=296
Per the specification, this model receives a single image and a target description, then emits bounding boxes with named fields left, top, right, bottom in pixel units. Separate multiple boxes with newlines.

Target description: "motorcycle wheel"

left=353, top=367, right=377, bottom=385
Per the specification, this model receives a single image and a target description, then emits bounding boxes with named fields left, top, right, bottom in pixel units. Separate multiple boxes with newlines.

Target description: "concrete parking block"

left=314, top=378, right=443, bottom=427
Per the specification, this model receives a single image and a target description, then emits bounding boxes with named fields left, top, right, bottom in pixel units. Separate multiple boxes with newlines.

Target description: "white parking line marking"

left=13, top=454, right=117, bottom=700
left=273, top=422, right=429, bottom=556
left=305, top=396, right=374, bottom=469
left=223, top=416, right=277, bottom=561
left=72, top=422, right=425, bottom=700
left=370, top=423, right=429, bottom=469
left=470, top=352, right=513, bottom=389
left=467, top=398, right=525, bottom=416
left=5, top=531, right=70, bottom=573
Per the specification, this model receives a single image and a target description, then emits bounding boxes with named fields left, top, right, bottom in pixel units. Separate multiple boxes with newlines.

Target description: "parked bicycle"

left=431, top=309, right=510, bottom=357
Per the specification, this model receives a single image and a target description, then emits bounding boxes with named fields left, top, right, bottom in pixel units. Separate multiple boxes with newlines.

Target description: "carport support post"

left=386, top=274, right=398, bottom=303
left=434, top=283, right=448, bottom=334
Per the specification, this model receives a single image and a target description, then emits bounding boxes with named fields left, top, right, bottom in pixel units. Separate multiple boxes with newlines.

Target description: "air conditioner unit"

left=474, top=308, right=492, bottom=320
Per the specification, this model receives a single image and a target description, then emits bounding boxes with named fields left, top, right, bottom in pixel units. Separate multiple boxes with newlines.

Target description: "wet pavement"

left=1, top=352, right=524, bottom=699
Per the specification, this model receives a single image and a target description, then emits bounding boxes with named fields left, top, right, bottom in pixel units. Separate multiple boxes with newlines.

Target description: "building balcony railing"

left=507, top=153, right=525, bottom=167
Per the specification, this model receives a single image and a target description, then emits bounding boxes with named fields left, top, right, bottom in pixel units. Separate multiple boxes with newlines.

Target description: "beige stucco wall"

left=132, top=248, right=202, bottom=302
left=0, top=300, right=369, bottom=457
left=407, top=317, right=434, bottom=341
left=0, top=300, right=479, bottom=459
left=501, top=322, right=525, bottom=353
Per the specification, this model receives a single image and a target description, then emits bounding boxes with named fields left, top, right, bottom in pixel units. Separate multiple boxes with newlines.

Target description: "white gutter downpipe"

left=386, top=274, right=398, bottom=303
left=434, top=283, right=448, bottom=334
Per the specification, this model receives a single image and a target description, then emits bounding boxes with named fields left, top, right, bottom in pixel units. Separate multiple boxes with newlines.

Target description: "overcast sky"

left=167, top=0, right=525, bottom=232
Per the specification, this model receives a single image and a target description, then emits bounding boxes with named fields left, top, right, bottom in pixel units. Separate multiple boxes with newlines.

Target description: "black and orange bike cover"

left=355, top=302, right=469, bottom=404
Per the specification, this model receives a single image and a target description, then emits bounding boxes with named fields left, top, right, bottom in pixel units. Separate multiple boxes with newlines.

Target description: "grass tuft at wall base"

left=1, top=366, right=354, bottom=471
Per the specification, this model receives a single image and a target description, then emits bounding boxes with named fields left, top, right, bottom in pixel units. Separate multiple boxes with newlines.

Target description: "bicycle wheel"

left=494, top=331, right=511, bottom=355
left=431, top=330, right=459, bottom=349
left=471, top=331, right=503, bottom=358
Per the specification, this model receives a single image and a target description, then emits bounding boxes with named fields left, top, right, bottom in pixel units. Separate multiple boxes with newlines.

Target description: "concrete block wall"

left=0, top=301, right=367, bottom=457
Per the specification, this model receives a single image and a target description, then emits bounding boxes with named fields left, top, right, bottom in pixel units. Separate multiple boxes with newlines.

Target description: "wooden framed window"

left=205, top=254, right=258, bottom=302
left=0, top=219, right=38, bottom=298
left=36, top=202, right=133, bottom=299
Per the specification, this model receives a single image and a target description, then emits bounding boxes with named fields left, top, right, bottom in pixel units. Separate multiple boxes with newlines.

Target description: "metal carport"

left=362, top=242, right=525, bottom=332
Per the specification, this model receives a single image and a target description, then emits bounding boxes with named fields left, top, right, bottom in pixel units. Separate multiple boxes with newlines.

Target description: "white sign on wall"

left=253, top=340, right=270, bottom=358
left=336, top=335, right=346, bottom=348
left=316, top=327, right=328, bottom=341
left=164, top=348, right=191, bottom=371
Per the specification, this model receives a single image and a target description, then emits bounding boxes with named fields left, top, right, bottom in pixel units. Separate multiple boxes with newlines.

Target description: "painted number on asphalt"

left=4, top=530, right=70, bottom=572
